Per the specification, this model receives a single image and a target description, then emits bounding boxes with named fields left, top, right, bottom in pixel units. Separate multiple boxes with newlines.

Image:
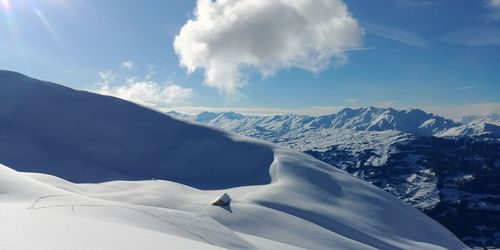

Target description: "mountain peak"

left=219, top=111, right=245, bottom=120
left=172, top=106, right=461, bottom=136
left=321, top=107, right=459, bottom=135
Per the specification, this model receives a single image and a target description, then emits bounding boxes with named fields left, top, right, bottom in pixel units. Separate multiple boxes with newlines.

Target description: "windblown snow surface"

left=0, top=70, right=468, bottom=249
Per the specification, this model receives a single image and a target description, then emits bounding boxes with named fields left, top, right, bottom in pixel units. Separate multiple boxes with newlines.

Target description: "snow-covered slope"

left=170, top=110, right=500, bottom=248
left=0, top=70, right=467, bottom=249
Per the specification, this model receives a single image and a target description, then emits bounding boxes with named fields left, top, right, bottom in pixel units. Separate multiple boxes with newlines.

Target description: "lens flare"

left=1, top=0, right=30, bottom=71
left=1, top=0, right=10, bottom=11
left=33, top=7, right=74, bottom=66
left=35, top=8, right=63, bottom=45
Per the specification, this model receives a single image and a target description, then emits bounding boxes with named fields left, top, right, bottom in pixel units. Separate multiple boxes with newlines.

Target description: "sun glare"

left=1, top=0, right=79, bottom=62
left=1, top=0, right=11, bottom=11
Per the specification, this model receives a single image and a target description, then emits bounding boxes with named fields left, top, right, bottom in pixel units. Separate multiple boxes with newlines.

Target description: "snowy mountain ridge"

left=170, top=108, right=500, bottom=140
left=180, top=107, right=458, bottom=136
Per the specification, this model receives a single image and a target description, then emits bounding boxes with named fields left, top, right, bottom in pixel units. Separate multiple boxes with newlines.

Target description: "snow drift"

left=0, top=70, right=467, bottom=249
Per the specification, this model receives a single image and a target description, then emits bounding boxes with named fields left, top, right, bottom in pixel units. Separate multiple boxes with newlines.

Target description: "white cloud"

left=120, top=61, right=135, bottom=70
left=96, top=76, right=192, bottom=107
left=363, top=23, right=431, bottom=48
left=174, top=0, right=362, bottom=95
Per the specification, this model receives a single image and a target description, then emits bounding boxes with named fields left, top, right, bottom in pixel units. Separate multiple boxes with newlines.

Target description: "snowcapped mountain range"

left=0, top=70, right=469, bottom=249
left=169, top=107, right=500, bottom=140
left=169, top=109, right=500, bottom=248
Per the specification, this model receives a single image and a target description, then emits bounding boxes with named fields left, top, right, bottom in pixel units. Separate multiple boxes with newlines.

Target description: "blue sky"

left=1, top=0, right=499, bottom=120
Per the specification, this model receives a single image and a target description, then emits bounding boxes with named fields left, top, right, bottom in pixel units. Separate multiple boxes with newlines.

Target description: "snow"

left=0, top=70, right=468, bottom=249
left=437, top=121, right=500, bottom=139
left=0, top=160, right=467, bottom=249
left=0, top=205, right=224, bottom=250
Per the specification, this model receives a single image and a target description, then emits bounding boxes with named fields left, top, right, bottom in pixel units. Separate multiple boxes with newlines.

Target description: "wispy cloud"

left=441, top=28, right=500, bottom=46
left=345, top=98, right=359, bottom=105
left=454, top=85, right=475, bottom=91
left=120, top=61, right=135, bottom=70
left=487, top=0, right=500, bottom=19
left=145, top=65, right=156, bottom=80
left=397, top=0, right=433, bottom=7
left=98, top=70, right=115, bottom=85
left=380, top=100, right=398, bottom=108
left=363, top=23, right=431, bottom=48
left=489, top=0, right=500, bottom=8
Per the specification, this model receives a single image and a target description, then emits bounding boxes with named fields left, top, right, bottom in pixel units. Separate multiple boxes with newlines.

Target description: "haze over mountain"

left=462, top=114, right=500, bottom=126
left=0, top=70, right=470, bottom=249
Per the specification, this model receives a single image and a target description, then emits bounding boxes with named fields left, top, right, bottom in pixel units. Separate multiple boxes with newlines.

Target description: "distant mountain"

left=439, top=121, right=500, bottom=139
left=170, top=107, right=461, bottom=137
left=436, top=114, right=500, bottom=139
left=461, top=113, right=500, bottom=126
left=169, top=109, right=500, bottom=248
left=172, top=108, right=500, bottom=141
left=310, top=107, right=459, bottom=135
left=0, top=70, right=467, bottom=249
